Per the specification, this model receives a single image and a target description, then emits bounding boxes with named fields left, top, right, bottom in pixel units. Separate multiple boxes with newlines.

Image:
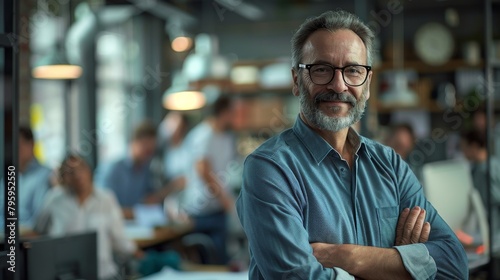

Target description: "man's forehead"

left=301, top=29, right=367, bottom=63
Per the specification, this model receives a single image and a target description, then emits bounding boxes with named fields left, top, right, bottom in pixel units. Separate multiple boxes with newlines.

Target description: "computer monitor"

left=0, top=251, right=13, bottom=280
left=22, top=232, right=98, bottom=280
left=422, top=159, right=473, bottom=231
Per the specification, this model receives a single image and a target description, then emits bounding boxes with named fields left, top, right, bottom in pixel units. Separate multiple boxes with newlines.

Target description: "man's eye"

left=345, top=67, right=362, bottom=74
left=312, top=66, right=330, bottom=73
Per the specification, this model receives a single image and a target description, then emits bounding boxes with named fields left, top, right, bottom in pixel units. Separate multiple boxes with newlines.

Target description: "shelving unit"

left=367, top=0, right=494, bottom=138
left=371, top=59, right=485, bottom=116
left=377, top=59, right=484, bottom=73
left=188, top=58, right=293, bottom=96
left=189, top=78, right=292, bottom=96
left=187, top=59, right=295, bottom=133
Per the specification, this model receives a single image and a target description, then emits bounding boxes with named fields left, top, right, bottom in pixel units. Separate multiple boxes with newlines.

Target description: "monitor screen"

left=22, top=232, right=98, bottom=280
left=422, top=159, right=473, bottom=230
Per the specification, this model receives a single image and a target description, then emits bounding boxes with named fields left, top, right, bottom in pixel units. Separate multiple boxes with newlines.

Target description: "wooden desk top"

left=134, top=224, right=193, bottom=248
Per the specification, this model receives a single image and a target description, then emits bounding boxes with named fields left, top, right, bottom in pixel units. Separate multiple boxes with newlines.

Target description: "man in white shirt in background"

left=179, top=96, right=237, bottom=265
left=36, top=154, right=142, bottom=280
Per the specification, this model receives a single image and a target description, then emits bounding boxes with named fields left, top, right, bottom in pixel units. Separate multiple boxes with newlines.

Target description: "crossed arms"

left=311, top=206, right=430, bottom=280
left=236, top=154, right=468, bottom=280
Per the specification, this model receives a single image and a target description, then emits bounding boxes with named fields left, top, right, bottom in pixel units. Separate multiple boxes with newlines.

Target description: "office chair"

left=180, top=233, right=218, bottom=265
left=422, top=159, right=489, bottom=269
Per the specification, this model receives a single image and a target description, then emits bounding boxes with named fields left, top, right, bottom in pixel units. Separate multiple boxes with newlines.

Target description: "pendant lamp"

left=32, top=42, right=83, bottom=79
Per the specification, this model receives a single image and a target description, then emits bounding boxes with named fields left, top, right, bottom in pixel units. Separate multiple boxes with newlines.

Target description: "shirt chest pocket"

left=376, top=206, right=399, bottom=247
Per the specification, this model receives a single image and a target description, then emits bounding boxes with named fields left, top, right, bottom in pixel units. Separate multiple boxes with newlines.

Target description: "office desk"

left=127, top=224, right=193, bottom=249
left=140, top=267, right=248, bottom=280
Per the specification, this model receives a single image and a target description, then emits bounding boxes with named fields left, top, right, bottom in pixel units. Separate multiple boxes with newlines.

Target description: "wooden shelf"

left=375, top=101, right=444, bottom=114
left=189, top=78, right=292, bottom=95
left=375, top=59, right=484, bottom=73
left=189, top=78, right=232, bottom=92
left=187, top=58, right=294, bottom=95
left=232, top=58, right=290, bottom=68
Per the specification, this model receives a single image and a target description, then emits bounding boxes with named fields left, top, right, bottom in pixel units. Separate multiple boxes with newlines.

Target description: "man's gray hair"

left=291, top=10, right=375, bottom=69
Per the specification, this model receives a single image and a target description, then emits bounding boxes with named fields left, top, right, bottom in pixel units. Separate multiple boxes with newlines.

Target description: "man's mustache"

left=314, top=92, right=356, bottom=107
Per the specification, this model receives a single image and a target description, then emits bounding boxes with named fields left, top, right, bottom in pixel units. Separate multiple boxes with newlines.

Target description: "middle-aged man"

left=179, top=96, right=237, bottom=264
left=36, top=154, right=142, bottom=280
left=236, top=10, right=467, bottom=280
left=95, top=120, right=183, bottom=219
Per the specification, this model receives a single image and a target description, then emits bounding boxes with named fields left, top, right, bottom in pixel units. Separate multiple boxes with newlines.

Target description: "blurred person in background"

left=94, top=120, right=183, bottom=219
left=0, top=125, right=53, bottom=231
left=160, top=112, right=190, bottom=183
left=36, top=154, right=143, bottom=280
left=469, top=104, right=500, bottom=159
left=157, top=112, right=190, bottom=223
left=460, top=128, right=500, bottom=221
left=385, top=123, right=422, bottom=180
left=471, top=104, right=487, bottom=134
left=385, top=123, right=415, bottom=161
left=179, top=95, right=237, bottom=264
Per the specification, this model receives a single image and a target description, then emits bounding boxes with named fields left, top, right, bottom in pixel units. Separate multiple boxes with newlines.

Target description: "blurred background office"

left=1, top=0, right=500, bottom=279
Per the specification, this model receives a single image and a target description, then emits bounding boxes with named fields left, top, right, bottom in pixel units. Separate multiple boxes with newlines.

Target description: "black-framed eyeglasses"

left=298, top=63, right=372, bottom=87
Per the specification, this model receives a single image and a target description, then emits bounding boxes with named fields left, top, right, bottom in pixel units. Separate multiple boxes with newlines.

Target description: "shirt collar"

left=292, top=115, right=365, bottom=164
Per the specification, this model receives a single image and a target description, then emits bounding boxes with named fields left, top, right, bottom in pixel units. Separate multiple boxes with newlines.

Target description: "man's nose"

left=325, top=69, right=348, bottom=93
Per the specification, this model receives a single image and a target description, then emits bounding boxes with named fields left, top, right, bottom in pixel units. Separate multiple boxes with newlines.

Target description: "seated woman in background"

left=35, top=153, right=143, bottom=280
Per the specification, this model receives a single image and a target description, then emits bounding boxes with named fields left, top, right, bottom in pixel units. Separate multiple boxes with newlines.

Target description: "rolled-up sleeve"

left=237, top=154, right=352, bottom=280
left=394, top=244, right=436, bottom=278
left=393, top=204, right=468, bottom=279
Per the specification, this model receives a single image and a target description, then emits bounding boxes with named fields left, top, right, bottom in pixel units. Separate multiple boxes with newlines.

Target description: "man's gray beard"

left=298, top=80, right=367, bottom=132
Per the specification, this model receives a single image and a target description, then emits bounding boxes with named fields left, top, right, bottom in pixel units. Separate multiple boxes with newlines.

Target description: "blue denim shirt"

left=94, top=156, right=154, bottom=208
left=236, top=117, right=468, bottom=279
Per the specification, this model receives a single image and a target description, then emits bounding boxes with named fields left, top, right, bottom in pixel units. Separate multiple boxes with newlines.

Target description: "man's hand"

left=395, top=206, right=431, bottom=246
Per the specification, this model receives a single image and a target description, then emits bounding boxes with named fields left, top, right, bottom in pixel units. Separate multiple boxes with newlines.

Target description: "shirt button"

left=340, top=167, right=345, bottom=172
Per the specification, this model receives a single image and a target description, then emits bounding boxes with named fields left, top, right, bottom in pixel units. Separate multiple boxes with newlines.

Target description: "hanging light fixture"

left=163, top=72, right=206, bottom=111
left=166, top=18, right=194, bottom=53
left=163, top=90, right=206, bottom=111
left=32, top=0, right=83, bottom=80
left=32, top=42, right=83, bottom=79
left=171, top=36, right=193, bottom=53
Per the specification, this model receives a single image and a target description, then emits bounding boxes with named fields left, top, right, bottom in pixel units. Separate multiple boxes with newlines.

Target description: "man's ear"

left=292, top=68, right=300, bottom=97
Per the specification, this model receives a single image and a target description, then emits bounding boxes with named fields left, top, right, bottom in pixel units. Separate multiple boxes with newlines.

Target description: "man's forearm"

left=143, top=177, right=186, bottom=204
left=312, top=243, right=412, bottom=280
